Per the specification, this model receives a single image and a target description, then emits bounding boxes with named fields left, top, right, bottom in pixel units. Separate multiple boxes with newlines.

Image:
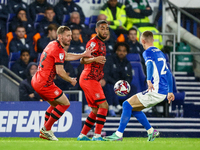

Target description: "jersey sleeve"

left=86, top=39, right=99, bottom=57
left=146, top=61, right=153, bottom=80
left=52, top=46, right=65, bottom=65
left=143, top=50, right=153, bottom=65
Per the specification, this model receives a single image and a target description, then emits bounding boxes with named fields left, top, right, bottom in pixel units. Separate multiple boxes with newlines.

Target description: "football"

left=114, top=80, right=131, bottom=96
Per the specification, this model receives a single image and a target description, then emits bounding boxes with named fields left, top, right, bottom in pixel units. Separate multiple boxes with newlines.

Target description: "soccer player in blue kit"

left=104, top=31, right=175, bottom=141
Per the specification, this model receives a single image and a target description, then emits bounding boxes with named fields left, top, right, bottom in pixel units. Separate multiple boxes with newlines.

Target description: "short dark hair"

left=128, top=27, right=137, bottom=35
left=45, top=6, right=54, bottom=12
left=16, top=8, right=26, bottom=15
left=57, top=26, right=71, bottom=35
left=114, top=42, right=130, bottom=53
left=71, top=27, right=80, bottom=32
left=47, top=23, right=58, bottom=32
left=20, top=49, right=30, bottom=56
left=96, top=20, right=108, bottom=28
left=15, top=25, right=26, bottom=31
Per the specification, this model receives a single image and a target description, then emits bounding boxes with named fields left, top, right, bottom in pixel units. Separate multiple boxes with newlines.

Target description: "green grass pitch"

left=0, top=137, right=199, bottom=150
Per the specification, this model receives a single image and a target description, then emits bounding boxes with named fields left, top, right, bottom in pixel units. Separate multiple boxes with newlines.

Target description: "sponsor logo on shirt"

left=54, top=90, right=59, bottom=96
left=95, top=93, right=100, bottom=99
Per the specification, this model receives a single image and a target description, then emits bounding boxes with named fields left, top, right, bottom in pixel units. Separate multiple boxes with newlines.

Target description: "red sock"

left=95, top=108, right=108, bottom=134
left=81, top=111, right=96, bottom=135
left=45, top=104, right=70, bottom=131
left=44, top=106, right=54, bottom=125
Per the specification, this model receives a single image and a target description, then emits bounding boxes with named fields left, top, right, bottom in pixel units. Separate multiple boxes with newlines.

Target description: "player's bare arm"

left=55, top=65, right=77, bottom=86
left=64, top=46, right=95, bottom=61
left=80, top=56, right=106, bottom=64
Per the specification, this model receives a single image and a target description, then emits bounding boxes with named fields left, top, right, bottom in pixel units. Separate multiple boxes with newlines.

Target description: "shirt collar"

left=56, top=40, right=64, bottom=48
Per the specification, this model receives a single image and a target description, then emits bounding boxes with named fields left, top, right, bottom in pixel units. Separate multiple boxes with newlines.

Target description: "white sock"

left=109, top=105, right=114, bottom=110
left=78, top=133, right=86, bottom=138
left=116, top=105, right=122, bottom=110
left=94, top=134, right=101, bottom=138
left=115, top=131, right=123, bottom=138
left=147, top=127, right=154, bottom=135
left=84, top=105, right=90, bottom=111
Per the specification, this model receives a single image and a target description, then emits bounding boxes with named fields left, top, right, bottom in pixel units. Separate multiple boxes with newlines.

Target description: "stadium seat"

left=70, top=60, right=81, bottom=76
left=35, top=14, right=44, bottom=22
left=33, top=33, right=43, bottom=52
left=84, top=17, right=90, bottom=26
left=130, top=62, right=147, bottom=93
left=7, top=13, right=16, bottom=22
left=8, top=61, right=15, bottom=69
left=34, top=14, right=44, bottom=29
left=8, top=52, right=21, bottom=69
left=34, top=22, right=40, bottom=29
left=37, top=53, right=42, bottom=64
left=126, top=53, right=141, bottom=62
left=9, top=51, right=21, bottom=61
left=90, top=15, right=97, bottom=23
left=70, top=60, right=80, bottom=69
left=6, top=13, right=16, bottom=33
left=89, top=23, right=95, bottom=29
left=62, top=15, right=70, bottom=25
left=117, top=34, right=127, bottom=42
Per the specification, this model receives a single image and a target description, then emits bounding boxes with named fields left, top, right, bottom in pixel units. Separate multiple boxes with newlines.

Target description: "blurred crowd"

left=0, top=0, right=160, bottom=116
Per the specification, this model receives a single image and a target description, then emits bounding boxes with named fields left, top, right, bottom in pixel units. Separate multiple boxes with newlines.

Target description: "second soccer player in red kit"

left=77, top=20, right=109, bottom=141
left=31, top=26, right=94, bottom=141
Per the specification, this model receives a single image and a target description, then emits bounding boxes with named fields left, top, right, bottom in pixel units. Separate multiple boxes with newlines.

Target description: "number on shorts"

left=158, top=57, right=168, bottom=75
left=39, top=52, right=47, bottom=68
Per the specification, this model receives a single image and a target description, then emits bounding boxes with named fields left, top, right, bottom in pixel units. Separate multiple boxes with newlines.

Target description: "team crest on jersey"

left=59, top=53, right=64, bottom=60
left=54, top=90, right=59, bottom=96
left=90, top=42, right=96, bottom=48
left=95, top=93, right=100, bottom=99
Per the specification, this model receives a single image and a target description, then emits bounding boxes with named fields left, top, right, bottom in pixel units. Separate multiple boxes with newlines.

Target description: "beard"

left=98, top=33, right=107, bottom=40
left=62, top=40, right=70, bottom=47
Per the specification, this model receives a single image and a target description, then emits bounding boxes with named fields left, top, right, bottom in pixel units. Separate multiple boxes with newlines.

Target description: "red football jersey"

left=81, top=36, right=106, bottom=81
left=34, top=40, right=65, bottom=87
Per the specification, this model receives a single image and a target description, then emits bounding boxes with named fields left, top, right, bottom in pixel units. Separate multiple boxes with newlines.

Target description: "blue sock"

left=117, top=101, right=133, bottom=133
left=132, top=111, right=151, bottom=130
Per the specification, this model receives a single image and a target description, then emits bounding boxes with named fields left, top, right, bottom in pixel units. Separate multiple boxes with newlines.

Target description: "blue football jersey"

left=143, top=46, right=169, bottom=95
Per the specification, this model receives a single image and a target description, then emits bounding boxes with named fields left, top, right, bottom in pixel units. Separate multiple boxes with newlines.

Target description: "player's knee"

left=99, top=101, right=108, bottom=109
left=104, top=101, right=109, bottom=109
left=65, top=102, right=70, bottom=106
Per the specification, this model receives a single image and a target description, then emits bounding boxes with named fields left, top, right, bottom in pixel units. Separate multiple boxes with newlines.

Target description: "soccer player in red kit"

left=77, top=20, right=109, bottom=141
left=31, top=26, right=94, bottom=141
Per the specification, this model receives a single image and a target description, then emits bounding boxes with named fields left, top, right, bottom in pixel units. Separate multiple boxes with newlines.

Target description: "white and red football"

left=114, top=80, right=131, bottom=96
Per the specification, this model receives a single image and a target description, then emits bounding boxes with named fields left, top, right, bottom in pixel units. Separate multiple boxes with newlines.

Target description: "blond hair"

left=57, top=26, right=71, bottom=35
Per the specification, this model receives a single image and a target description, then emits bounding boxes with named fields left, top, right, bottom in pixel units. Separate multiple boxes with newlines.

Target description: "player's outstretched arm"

left=80, top=56, right=106, bottom=64
left=65, top=46, right=95, bottom=61
left=55, top=64, right=77, bottom=86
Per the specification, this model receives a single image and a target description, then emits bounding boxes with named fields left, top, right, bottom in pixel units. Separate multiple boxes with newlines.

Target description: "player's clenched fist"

left=70, top=78, right=77, bottom=86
